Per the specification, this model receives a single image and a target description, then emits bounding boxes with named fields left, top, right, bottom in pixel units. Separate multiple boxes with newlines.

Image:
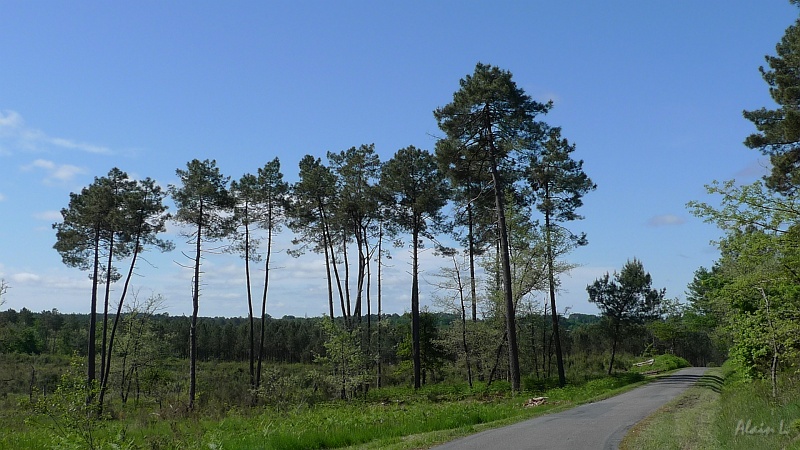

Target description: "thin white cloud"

left=647, top=214, right=686, bottom=227
left=0, top=193, right=5, bottom=201
left=23, top=158, right=87, bottom=184
left=34, top=210, right=62, bottom=221
left=10, top=272, right=41, bottom=284
left=48, top=137, right=110, bottom=155
left=0, top=110, right=23, bottom=128
left=0, top=109, right=111, bottom=155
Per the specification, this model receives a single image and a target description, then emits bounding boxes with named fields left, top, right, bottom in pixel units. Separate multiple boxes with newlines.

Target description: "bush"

left=630, top=354, right=690, bottom=374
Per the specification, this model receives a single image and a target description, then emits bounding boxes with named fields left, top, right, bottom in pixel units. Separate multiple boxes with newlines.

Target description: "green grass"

left=620, top=368, right=723, bottom=450
left=712, top=363, right=800, bottom=450
left=629, top=353, right=690, bottom=375
left=1, top=373, right=650, bottom=450
left=621, top=362, right=800, bottom=450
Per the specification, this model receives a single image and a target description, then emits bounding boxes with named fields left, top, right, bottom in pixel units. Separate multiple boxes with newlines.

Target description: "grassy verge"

left=622, top=362, right=800, bottom=450
left=346, top=373, right=653, bottom=450
left=620, top=368, right=723, bottom=450
left=1, top=373, right=652, bottom=450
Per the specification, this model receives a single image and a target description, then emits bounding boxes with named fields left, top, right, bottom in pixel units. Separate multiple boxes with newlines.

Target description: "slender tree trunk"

left=99, top=227, right=143, bottom=412
left=322, top=213, right=348, bottom=328
left=531, top=313, right=540, bottom=378
left=319, top=202, right=347, bottom=326
left=189, top=216, right=202, bottom=410
left=545, top=208, right=567, bottom=387
left=256, top=205, right=274, bottom=390
left=365, top=233, right=372, bottom=375
left=759, top=288, right=780, bottom=398
left=489, top=153, right=521, bottom=392
left=322, top=224, right=335, bottom=320
left=411, top=224, right=422, bottom=390
left=376, top=222, right=383, bottom=388
left=467, top=201, right=478, bottom=322
left=488, top=329, right=508, bottom=387
left=100, top=233, right=114, bottom=398
left=342, top=230, right=352, bottom=323
left=353, top=225, right=366, bottom=322
left=542, top=301, right=549, bottom=376
left=88, top=230, right=101, bottom=391
left=243, top=215, right=256, bottom=393
left=453, top=254, right=473, bottom=388
left=608, top=320, right=620, bottom=375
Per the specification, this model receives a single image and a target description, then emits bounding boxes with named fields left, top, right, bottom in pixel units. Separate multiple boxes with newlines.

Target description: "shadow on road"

left=650, top=372, right=723, bottom=393
left=695, top=374, right=723, bottom=393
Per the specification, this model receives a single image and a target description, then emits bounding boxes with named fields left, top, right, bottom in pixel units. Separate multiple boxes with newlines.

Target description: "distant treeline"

left=0, top=307, right=716, bottom=368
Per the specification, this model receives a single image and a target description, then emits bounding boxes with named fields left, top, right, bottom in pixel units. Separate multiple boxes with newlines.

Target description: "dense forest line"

left=0, top=305, right=722, bottom=401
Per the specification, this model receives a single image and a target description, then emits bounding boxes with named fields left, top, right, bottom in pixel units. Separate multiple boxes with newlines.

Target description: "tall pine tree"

left=435, top=62, right=551, bottom=391
left=527, top=127, right=595, bottom=387
left=169, top=159, right=234, bottom=410
left=744, top=9, right=800, bottom=194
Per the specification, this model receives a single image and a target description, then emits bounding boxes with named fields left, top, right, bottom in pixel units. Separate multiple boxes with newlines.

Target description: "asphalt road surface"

left=432, top=367, right=708, bottom=450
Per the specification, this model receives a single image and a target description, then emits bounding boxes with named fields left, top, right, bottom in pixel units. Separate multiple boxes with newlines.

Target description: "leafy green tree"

left=31, top=358, right=103, bottom=449
left=689, top=179, right=800, bottom=394
left=396, top=311, right=449, bottom=385
left=527, top=127, right=596, bottom=387
left=54, top=168, right=134, bottom=389
left=587, top=259, right=664, bottom=374
left=95, top=169, right=134, bottom=396
left=714, top=229, right=800, bottom=395
left=114, top=293, right=167, bottom=405
left=381, top=146, right=449, bottom=389
left=743, top=12, right=800, bottom=194
left=169, top=158, right=234, bottom=410
left=315, top=318, right=368, bottom=400
left=435, top=62, right=551, bottom=391
left=685, top=266, right=723, bottom=319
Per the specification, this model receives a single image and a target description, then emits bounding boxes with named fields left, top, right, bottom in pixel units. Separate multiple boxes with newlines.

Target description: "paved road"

left=432, top=367, right=708, bottom=450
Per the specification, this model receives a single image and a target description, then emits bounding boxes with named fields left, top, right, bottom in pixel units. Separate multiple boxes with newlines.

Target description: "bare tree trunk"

left=489, top=152, right=521, bottom=392
left=100, top=233, right=114, bottom=400
left=88, top=230, right=101, bottom=393
left=467, top=201, right=478, bottom=322
left=189, top=217, right=202, bottom=411
left=243, top=216, right=256, bottom=393
left=545, top=207, right=567, bottom=387
left=342, top=229, right=352, bottom=324
left=376, top=223, right=383, bottom=388
left=488, top=329, right=508, bottom=388
left=99, top=227, right=143, bottom=412
left=759, top=287, right=781, bottom=398
left=256, top=205, right=275, bottom=390
left=608, top=320, right=620, bottom=375
left=411, top=225, right=422, bottom=390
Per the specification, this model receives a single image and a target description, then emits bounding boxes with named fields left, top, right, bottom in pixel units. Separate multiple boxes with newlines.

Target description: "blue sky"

left=0, top=1, right=794, bottom=318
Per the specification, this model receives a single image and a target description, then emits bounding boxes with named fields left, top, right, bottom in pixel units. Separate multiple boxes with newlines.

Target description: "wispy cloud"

left=10, top=272, right=41, bottom=284
left=0, top=193, right=5, bottom=202
left=34, top=210, right=62, bottom=221
left=23, top=158, right=87, bottom=184
left=0, top=109, right=111, bottom=155
left=647, top=214, right=686, bottom=227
